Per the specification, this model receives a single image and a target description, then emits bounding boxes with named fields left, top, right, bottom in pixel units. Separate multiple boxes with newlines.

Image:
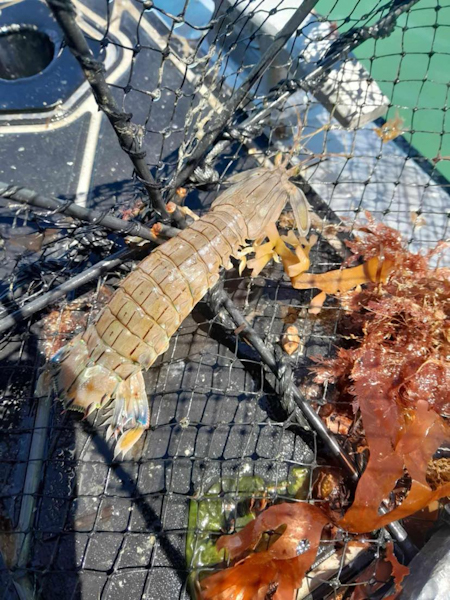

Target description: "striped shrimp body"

left=51, top=162, right=310, bottom=457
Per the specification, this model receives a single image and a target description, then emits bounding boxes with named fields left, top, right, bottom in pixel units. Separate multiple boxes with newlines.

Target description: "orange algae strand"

left=383, top=542, right=410, bottom=599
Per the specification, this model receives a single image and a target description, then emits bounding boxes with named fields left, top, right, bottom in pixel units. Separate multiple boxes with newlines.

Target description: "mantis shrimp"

left=50, top=154, right=312, bottom=457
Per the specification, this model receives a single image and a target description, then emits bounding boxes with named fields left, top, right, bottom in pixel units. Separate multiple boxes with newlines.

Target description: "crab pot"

left=0, top=1, right=449, bottom=599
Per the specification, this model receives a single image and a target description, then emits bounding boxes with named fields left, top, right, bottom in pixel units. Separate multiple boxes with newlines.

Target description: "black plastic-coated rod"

left=0, top=247, right=135, bottom=334
left=0, top=182, right=159, bottom=243
left=44, top=0, right=175, bottom=222
left=213, top=285, right=359, bottom=479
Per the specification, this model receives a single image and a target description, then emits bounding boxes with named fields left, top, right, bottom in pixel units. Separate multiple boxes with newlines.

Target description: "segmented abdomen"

left=83, top=208, right=246, bottom=381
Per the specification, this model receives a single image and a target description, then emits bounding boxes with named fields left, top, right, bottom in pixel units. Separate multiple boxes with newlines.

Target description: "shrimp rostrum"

left=50, top=159, right=310, bottom=457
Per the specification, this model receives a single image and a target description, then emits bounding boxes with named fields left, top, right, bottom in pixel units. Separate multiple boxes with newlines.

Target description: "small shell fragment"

left=281, top=325, right=301, bottom=355
left=374, top=112, right=404, bottom=143
left=410, top=211, right=426, bottom=228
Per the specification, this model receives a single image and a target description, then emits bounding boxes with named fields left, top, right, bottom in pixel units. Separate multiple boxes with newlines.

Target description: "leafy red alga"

left=199, top=502, right=328, bottom=600
left=199, top=217, right=448, bottom=599
left=310, top=214, right=450, bottom=533
left=339, top=366, right=450, bottom=532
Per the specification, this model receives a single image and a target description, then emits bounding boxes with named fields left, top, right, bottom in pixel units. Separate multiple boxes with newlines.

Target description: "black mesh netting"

left=0, top=0, right=449, bottom=599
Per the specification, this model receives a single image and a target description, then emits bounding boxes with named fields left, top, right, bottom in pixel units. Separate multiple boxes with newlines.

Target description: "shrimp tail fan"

left=50, top=336, right=149, bottom=457
left=108, top=371, right=149, bottom=458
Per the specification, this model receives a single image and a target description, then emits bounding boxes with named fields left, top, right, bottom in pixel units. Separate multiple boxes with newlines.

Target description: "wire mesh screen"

left=0, top=0, right=449, bottom=599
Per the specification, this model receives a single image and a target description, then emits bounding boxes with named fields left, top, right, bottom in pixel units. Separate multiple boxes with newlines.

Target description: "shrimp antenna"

left=279, top=106, right=304, bottom=169
left=286, top=122, right=332, bottom=177
left=277, top=104, right=331, bottom=177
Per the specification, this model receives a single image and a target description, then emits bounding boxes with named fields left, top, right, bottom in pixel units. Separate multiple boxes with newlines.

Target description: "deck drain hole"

left=0, top=24, right=55, bottom=80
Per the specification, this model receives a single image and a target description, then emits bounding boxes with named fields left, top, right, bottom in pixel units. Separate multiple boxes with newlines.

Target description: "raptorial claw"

left=245, top=223, right=314, bottom=281
left=289, top=186, right=310, bottom=237
left=292, top=256, right=394, bottom=313
left=235, top=246, right=255, bottom=276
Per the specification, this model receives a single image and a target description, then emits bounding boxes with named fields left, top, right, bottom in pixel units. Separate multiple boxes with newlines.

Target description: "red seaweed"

left=199, top=216, right=449, bottom=598
left=309, top=214, right=450, bottom=532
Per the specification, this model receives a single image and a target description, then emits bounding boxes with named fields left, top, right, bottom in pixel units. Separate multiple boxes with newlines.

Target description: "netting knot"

left=274, top=346, right=295, bottom=408
left=207, top=284, right=236, bottom=331
left=76, top=53, right=105, bottom=76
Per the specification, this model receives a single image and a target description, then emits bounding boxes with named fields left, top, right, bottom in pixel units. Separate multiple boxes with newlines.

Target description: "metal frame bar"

left=45, top=0, right=171, bottom=221
left=0, top=246, right=135, bottom=334
left=0, top=182, right=159, bottom=244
